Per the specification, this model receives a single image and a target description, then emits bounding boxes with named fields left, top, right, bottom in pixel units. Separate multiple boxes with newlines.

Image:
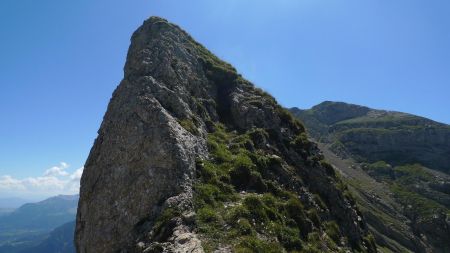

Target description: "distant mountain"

left=291, top=102, right=450, bottom=253
left=0, top=195, right=78, bottom=252
left=0, top=195, right=78, bottom=232
left=291, top=101, right=450, bottom=174
left=0, top=198, right=32, bottom=209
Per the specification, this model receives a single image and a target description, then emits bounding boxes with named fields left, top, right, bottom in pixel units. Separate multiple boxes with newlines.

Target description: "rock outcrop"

left=76, top=17, right=376, bottom=252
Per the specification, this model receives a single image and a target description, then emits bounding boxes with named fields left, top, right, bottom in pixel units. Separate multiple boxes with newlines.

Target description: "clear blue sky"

left=1, top=0, right=449, bottom=198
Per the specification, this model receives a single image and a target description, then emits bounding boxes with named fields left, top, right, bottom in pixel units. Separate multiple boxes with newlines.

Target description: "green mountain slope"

left=290, top=101, right=450, bottom=174
left=291, top=102, right=450, bottom=253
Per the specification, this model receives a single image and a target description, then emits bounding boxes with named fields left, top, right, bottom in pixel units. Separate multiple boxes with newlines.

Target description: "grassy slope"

left=191, top=124, right=375, bottom=253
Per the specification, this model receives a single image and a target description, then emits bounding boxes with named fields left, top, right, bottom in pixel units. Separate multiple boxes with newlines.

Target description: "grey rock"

left=76, top=17, right=208, bottom=253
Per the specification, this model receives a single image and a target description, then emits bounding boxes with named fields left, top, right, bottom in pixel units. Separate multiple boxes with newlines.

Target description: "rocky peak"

left=291, top=101, right=374, bottom=126
left=309, top=101, right=371, bottom=125
left=76, top=17, right=376, bottom=253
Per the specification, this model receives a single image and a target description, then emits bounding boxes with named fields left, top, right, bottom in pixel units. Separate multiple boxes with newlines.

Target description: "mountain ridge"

left=291, top=101, right=450, bottom=174
left=0, top=194, right=78, bottom=232
left=75, top=17, right=376, bottom=253
left=291, top=101, right=450, bottom=253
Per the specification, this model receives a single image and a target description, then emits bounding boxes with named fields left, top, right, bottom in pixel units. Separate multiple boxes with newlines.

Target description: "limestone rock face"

left=76, top=17, right=375, bottom=253
left=75, top=17, right=209, bottom=253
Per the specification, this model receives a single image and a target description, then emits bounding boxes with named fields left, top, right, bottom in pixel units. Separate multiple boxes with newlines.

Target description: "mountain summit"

left=75, top=17, right=376, bottom=253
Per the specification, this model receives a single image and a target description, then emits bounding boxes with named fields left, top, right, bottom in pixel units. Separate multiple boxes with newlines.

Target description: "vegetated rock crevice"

left=76, top=17, right=376, bottom=253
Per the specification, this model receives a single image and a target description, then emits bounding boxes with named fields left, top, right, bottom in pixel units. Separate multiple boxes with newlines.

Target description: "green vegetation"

left=189, top=40, right=237, bottom=78
left=149, top=207, right=183, bottom=243
left=277, top=107, right=305, bottom=135
left=193, top=123, right=369, bottom=252
left=390, top=184, right=447, bottom=219
left=362, top=161, right=394, bottom=181
left=393, top=164, right=434, bottom=183
left=319, top=160, right=337, bottom=177
left=336, top=113, right=419, bottom=126
left=367, top=161, right=390, bottom=170
left=324, top=221, right=341, bottom=243
left=189, top=39, right=240, bottom=96
left=235, top=236, right=284, bottom=253
left=290, top=133, right=310, bottom=150
left=179, top=118, right=200, bottom=135
left=363, top=162, right=435, bottom=184
left=363, top=162, right=449, bottom=220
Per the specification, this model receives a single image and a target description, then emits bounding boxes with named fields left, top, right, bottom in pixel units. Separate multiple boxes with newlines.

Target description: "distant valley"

left=0, top=195, right=78, bottom=253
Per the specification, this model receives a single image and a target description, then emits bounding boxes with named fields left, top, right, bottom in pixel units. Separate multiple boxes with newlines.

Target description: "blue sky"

left=1, top=0, right=449, bottom=198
